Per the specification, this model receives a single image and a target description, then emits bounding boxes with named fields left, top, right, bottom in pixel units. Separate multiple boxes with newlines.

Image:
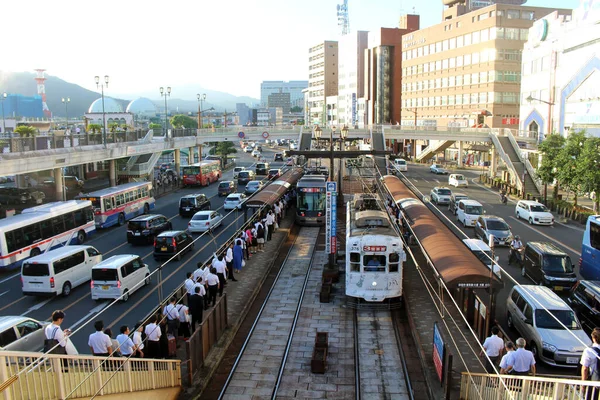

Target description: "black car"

left=153, top=230, right=194, bottom=261
left=127, top=214, right=172, bottom=244
left=274, top=153, right=284, bottom=162
left=218, top=181, right=237, bottom=197
left=567, top=280, right=600, bottom=334
left=179, top=194, right=211, bottom=217
left=521, top=242, right=578, bottom=293
left=238, top=171, right=256, bottom=185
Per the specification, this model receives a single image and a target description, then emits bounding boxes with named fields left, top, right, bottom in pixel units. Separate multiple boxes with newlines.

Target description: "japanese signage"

left=457, top=282, right=490, bottom=288
left=363, top=246, right=386, bottom=252
left=326, top=181, right=337, bottom=254
left=351, top=93, right=357, bottom=126
left=433, top=322, right=446, bottom=383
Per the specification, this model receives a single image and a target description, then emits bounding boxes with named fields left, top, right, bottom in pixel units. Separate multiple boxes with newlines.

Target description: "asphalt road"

left=400, top=163, right=585, bottom=376
left=0, top=143, right=289, bottom=354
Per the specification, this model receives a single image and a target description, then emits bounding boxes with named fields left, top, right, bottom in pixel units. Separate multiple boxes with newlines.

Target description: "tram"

left=345, top=193, right=406, bottom=303
left=296, top=175, right=327, bottom=226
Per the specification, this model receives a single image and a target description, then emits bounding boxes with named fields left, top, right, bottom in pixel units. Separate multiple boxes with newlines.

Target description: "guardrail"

left=460, top=372, right=600, bottom=400
left=0, top=351, right=180, bottom=400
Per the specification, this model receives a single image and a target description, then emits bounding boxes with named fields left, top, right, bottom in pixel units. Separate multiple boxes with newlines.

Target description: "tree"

left=149, top=123, right=162, bottom=131
left=209, top=142, right=237, bottom=166
left=577, top=137, right=600, bottom=211
left=170, top=114, right=197, bottom=129
left=556, top=130, right=587, bottom=206
left=290, top=106, right=303, bottom=112
left=537, top=134, right=565, bottom=202
left=15, top=125, right=37, bottom=137
left=87, top=123, right=102, bottom=134
left=108, top=123, right=120, bottom=132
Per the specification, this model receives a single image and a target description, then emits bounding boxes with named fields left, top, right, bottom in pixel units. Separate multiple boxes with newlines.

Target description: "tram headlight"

left=371, top=281, right=377, bottom=287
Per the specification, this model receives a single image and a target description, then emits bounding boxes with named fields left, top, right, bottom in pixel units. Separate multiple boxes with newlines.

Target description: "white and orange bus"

left=182, top=160, right=222, bottom=187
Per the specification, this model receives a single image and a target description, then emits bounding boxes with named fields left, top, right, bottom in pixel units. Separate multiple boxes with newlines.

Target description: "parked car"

left=448, top=173, right=468, bottom=187
left=126, top=214, right=172, bottom=244
left=233, top=167, right=246, bottom=179
left=153, top=230, right=194, bottom=261
left=255, top=162, right=270, bottom=175
left=506, top=285, right=589, bottom=367
left=456, top=199, right=483, bottom=228
left=0, top=316, right=50, bottom=352
left=567, top=280, right=600, bottom=334
left=274, top=153, right=284, bottom=162
left=218, top=181, right=237, bottom=197
left=267, top=169, right=282, bottom=180
left=179, top=194, right=211, bottom=217
left=429, top=164, right=448, bottom=174
left=0, top=187, right=45, bottom=205
left=521, top=242, right=577, bottom=292
left=188, top=211, right=223, bottom=233
left=237, top=170, right=256, bottom=185
left=430, top=187, right=452, bottom=205
left=448, top=193, right=468, bottom=215
left=474, top=215, right=513, bottom=246
left=224, top=193, right=247, bottom=210
left=245, top=180, right=264, bottom=195
left=515, top=200, right=554, bottom=226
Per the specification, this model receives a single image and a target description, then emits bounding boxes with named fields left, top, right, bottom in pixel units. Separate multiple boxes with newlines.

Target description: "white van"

left=457, top=199, right=484, bottom=228
left=21, top=245, right=102, bottom=297
left=393, top=159, right=408, bottom=172
left=462, top=239, right=501, bottom=279
left=448, top=173, right=468, bottom=187
left=91, top=255, right=150, bottom=302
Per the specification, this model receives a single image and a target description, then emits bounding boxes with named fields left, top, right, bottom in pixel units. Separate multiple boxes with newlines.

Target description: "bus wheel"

left=77, top=231, right=86, bottom=244
left=118, top=213, right=125, bottom=226
left=30, top=248, right=41, bottom=258
left=144, top=203, right=150, bottom=214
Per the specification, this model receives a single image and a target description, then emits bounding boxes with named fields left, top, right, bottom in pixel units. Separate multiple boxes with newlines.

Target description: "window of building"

left=489, top=27, right=497, bottom=40
left=464, top=33, right=472, bottom=46
left=489, top=70, right=496, bottom=82
left=471, top=93, right=479, bottom=104
left=417, top=97, right=423, bottom=107
left=417, top=47, right=423, bottom=57
left=456, top=94, right=463, bottom=105
left=478, top=12, right=489, bottom=21
left=480, top=92, right=488, bottom=103
left=417, top=81, right=423, bottom=91
left=457, top=35, right=464, bottom=48
left=450, top=57, right=456, bottom=68
left=520, top=29, right=529, bottom=41
left=497, top=10, right=504, bottom=17
left=472, top=73, right=479, bottom=84
left=442, top=95, right=448, bottom=105
left=463, top=93, right=470, bottom=104
left=449, top=37, right=456, bottom=49
left=480, top=71, right=487, bottom=83
left=402, top=52, right=408, bottom=61
left=449, top=95, right=455, bottom=105
left=442, top=77, right=448, bottom=87
left=488, top=92, right=495, bottom=103
left=472, top=30, right=480, bottom=45
left=430, top=43, right=435, bottom=54
left=436, top=41, right=442, bottom=53
left=435, top=78, right=441, bottom=88
left=464, top=54, right=471, bottom=65
left=443, top=39, right=449, bottom=51
left=424, top=63, right=429, bottom=73
left=429, top=79, right=435, bottom=89
left=481, top=28, right=489, bottom=42
left=423, top=45, right=429, bottom=56
left=504, top=71, right=520, bottom=82
left=507, top=9, right=520, bottom=19
left=412, top=82, right=417, bottom=91
left=417, top=64, right=423, bottom=74
left=449, top=76, right=456, bottom=87
left=503, top=92, right=518, bottom=104
left=464, top=74, right=471, bottom=85
left=429, top=97, right=434, bottom=106
left=435, top=96, right=441, bottom=106
left=456, top=75, right=463, bottom=86
left=496, top=27, right=505, bottom=39
left=442, top=59, right=449, bottom=69
left=506, top=28, right=519, bottom=40
left=457, top=55, right=463, bottom=67
left=412, top=65, right=417, bottom=75
left=490, top=10, right=495, bottom=17
left=412, top=49, right=418, bottom=59
left=430, top=61, right=436, bottom=71
left=472, top=52, right=480, bottom=64
left=456, top=21, right=462, bottom=28
left=480, top=49, right=489, bottom=63
left=436, top=60, right=442, bottom=71
left=402, top=67, right=407, bottom=77
left=495, top=71, right=503, bottom=81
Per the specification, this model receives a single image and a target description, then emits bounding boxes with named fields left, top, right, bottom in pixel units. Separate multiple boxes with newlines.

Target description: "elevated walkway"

left=415, top=140, right=456, bottom=162
left=118, top=151, right=162, bottom=178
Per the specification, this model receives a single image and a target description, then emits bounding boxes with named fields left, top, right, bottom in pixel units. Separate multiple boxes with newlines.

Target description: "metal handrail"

left=488, top=131, right=524, bottom=192
left=505, top=129, right=543, bottom=194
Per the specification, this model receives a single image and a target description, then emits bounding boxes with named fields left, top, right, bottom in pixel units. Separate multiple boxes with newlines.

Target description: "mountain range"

left=0, top=71, right=260, bottom=118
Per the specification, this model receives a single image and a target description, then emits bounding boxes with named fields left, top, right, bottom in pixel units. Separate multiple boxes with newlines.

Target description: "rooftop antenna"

left=337, top=0, right=349, bottom=36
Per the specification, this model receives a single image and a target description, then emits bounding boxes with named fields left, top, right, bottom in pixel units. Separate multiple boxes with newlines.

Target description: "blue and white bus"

left=0, top=200, right=95, bottom=270
left=77, top=182, right=155, bottom=228
left=580, top=215, right=600, bottom=280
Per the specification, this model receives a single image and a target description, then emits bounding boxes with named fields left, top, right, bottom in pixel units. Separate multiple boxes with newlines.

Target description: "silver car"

left=430, top=187, right=452, bottom=205
left=474, top=215, right=513, bottom=246
left=0, top=316, right=50, bottom=352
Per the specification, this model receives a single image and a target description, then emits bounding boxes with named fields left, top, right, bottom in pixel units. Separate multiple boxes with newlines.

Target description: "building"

left=260, top=81, right=308, bottom=108
left=519, top=2, right=600, bottom=139
left=308, top=41, right=339, bottom=126
left=337, top=31, right=368, bottom=128
left=257, top=109, right=270, bottom=126
left=326, top=96, right=339, bottom=127
left=1, top=94, right=44, bottom=119
left=444, top=0, right=526, bottom=13
left=400, top=3, right=572, bottom=130
left=267, top=92, right=291, bottom=113
left=236, top=103, right=251, bottom=126
left=85, top=98, right=133, bottom=131
left=268, top=107, right=283, bottom=125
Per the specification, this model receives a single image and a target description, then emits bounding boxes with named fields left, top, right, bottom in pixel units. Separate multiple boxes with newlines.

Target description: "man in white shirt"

left=480, top=326, right=505, bottom=373
left=163, top=297, right=180, bottom=336
left=506, top=337, right=536, bottom=376
left=225, top=243, right=237, bottom=281
left=499, top=341, right=515, bottom=374
left=582, top=329, right=600, bottom=384
left=184, top=272, right=195, bottom=302
left=509, top=235, right=524, bottom=265
left=88, top=320, right=113, bottom=357
left=214, top=255, right=228, bottom=296
left=116, top=326, right=136, bottom=357
left=144, top=315, right=162, bottom=359
left=265, top=210, right=275, bottom=241
left=206, top=267, right=220, bottom=307
left=178, top=303, right=191, bottom=338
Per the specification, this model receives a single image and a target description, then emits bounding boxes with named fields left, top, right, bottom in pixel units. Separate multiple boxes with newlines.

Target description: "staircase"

left=370, top=129, right=388, bottom=174
left=493, top=135, right=540, bottom=198
left=298, top=126, right=312, bottom=152
left=118, top=152, right=162, bottom=178
left=416, top=140, right=456, bottom=162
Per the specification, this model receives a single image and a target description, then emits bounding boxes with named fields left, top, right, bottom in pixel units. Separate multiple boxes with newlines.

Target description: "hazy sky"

left=2, top=0, right=581, bottom=99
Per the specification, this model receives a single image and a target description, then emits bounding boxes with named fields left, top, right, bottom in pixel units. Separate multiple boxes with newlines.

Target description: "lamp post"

left=160, top=87, right=171, bottom=136
left=95, top=75, right=109, bottom=147
left=61, top=97, right=70, bottom=134
left=197, top=93, right=206, bottom=129
left=314, top=125, right=322, bottom=168
left=526, top=95, right=555, bottom=137
left=329, top=126, right=335, bottom=182
left=1, top=93, right=7, bottom=152
left=338, top=125, right=348, bottom=203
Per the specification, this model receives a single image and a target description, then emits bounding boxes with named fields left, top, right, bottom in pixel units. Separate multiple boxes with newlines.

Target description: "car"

left=474, top=215, right=513, bottom=246
left=392, top=158, right=408, bottom=172
left=567, top=280, right=600, bottom=335
left=463, top=239, right=501, bottom=279
left=289, top=142, right=297, bottom=150
left=244, top=147, right=253, bottom=153
left=233, top=167, right=246, bottom=179
left=430, top=164, right=448, bottom=174
left=251, top=149, right=261, bottom=158
left=153, top=230, right=194, bottom=261
left=188, top=211, right=223, bottom=233
left=448, top=193, right=468, bottom=215
left=218, top=181, right=237, bottom=196
left=448, top=173, right=468, bottom=187
left=0, top=187, right=45, bottom=205
left=237, top=170, right=256, bottom=185
left=515, top=200, right=554, bottom=225
left=245, top=180, right=264, bottom=195
left=255, top=145, right=263, bottom=152
left=456, top=199, right=483, bottom=228
left=274, top=153, right=284, bottom=162
left=430, top=187, right=452, bottom=205
left=506, top=285, right=589, bottom=367
left=267, top=169, right=282, bottom=180
left=521, top=242, right=577, bottom=292
left=255, top=162, right=270, bottom=175
left=224, top=193, right=248, bottom=210
left=179, top=194, right=211, bottom=217
left=126, top=214, right=172, bottom=244
left=0, top=316, right=50, bottom=352
left=286, top=157, right=294, bottom=166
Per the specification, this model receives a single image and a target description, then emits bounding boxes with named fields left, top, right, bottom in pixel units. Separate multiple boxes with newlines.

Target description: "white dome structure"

left=88, top=98, right=123, bottom=113
left=126, top=97, right=157, bottom=117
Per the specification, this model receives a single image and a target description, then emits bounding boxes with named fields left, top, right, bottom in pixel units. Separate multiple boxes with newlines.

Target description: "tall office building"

left=308, top=41, right=339, bottom=126
left=260, top=81, right=308, bottom=108
left=267, top=92, right=291, bottom=113
left=337, top=31, right=368, bottom=127
left=401, top=3, right=571, bottom=129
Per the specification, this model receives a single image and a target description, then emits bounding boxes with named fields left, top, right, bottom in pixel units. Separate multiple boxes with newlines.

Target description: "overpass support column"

left=198, top=145, right=203, bottom=161
left=54, top=168, right=64, bottom=201
left=457, top=141, right=464, bottom=167
left=174, top=149, right=181, bottom=177
left=109, top=160, right=116, bottom=187
left=489, top=148, right=497, bottom=179
left=189, top=147, right=195, bottom=164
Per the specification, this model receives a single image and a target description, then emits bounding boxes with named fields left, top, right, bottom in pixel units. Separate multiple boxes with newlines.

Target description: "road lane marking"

left=22, top=297, right=54, bottom=316
left=68, top=301, right=109, bottom=331
left=0, top=291, right=9, bottom=298
left=0, top=297, right=26, bottom=312
left=0, top=273, right=19, bottom=284
left=509, top=216, right=579, bottom=255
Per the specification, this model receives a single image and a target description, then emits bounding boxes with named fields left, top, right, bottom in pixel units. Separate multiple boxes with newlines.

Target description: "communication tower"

left=337, top=0, right=349, bottom=36
left=34, top=69, right=51, bottom=118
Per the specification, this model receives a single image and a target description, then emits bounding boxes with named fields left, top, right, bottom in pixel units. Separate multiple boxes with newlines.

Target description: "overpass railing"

left=0, top=351, right=181, bottom=400
left=505, top=129, right=543, bottom=194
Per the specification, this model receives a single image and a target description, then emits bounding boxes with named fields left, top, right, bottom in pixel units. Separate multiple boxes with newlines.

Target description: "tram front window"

left=363, top=255, right=386, bottom=272
left=297, top=191, right=325, bottom=213
left=389, top=253, right=399, bottom=272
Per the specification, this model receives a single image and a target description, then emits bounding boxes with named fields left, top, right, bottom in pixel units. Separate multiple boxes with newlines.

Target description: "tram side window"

left=389, top=253, right=400, bottom=273
left=590, top=222, right=600, bottom=250
left=363, top=255, right=386, bottom=272
left=350, top=252, right=361, bottom=272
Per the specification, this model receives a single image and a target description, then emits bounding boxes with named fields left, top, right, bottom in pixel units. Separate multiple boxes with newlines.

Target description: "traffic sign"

left=262, top=131, right=269, bottom=139
left=326, top=182, right=337, bottom=193
left=238, top=131, right=245, bottom=138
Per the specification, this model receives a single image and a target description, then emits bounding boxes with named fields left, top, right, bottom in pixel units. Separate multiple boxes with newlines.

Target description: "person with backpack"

left=45, top=310, right=68, bottom=355
left=255, top=221, right=265, bottom=252
left=582, top=328, right=600, bottom=399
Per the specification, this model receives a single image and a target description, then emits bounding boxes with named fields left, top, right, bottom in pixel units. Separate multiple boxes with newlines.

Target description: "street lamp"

left=95, top=75, right=109, bottom=147
left=160, top=86, right=171, bottom=136
left=61, top=97, right=70, bottom=134
left=197, top=93, right=206, bottom=129
left=313, top=125, right=322, bottom=149
left=526, top=95, right=554, bottom=106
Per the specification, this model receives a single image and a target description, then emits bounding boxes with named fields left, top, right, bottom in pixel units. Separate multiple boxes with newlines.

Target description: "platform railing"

left=0, top=351, right=181, bottom=400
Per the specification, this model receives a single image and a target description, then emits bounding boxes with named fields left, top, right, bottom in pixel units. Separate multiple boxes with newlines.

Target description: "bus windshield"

left=182, top=166, right=199, bottom=176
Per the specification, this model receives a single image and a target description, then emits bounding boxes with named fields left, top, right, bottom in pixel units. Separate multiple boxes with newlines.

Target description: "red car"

left=267, top=168, right=282, bottom=180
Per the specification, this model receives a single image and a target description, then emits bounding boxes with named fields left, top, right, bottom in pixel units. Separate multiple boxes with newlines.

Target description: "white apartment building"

left=308, top=41, right=338, bottom=126
left=337, top=31, right=368, bottom=128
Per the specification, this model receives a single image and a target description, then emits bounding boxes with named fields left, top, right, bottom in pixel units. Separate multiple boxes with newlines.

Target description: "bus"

left=182, top=160, right=222, bottom=187
left=296, top=175, right=327, bottom=226
left=0, top=200, right=95, bottom=270
left=580, top=215, right=600, bottom=280
left=76, top=182, right=155, bottom=229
